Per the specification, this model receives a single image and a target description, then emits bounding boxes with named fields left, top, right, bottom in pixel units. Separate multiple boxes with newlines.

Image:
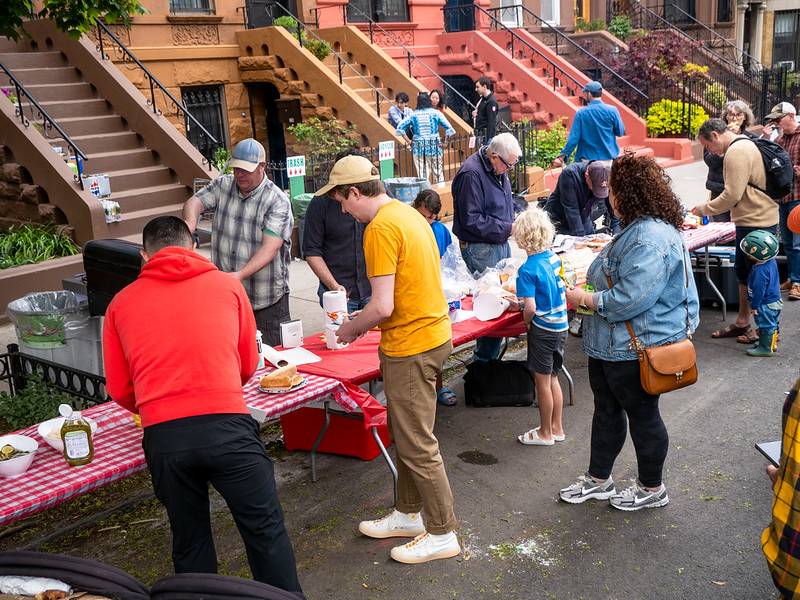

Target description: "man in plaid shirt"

left=183, top=139, right=294, bottom=346
left=763, top=370, right=800, bottom=598
left=764, top=102, right=800, bottom=301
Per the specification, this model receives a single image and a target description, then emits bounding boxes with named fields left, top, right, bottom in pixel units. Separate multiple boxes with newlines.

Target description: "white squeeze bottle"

left=256, top=330, right=265, bottom=369
left=59, top=403, right=94, bottom=466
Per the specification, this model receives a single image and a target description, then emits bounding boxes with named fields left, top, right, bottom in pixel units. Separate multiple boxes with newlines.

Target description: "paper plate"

left=473, top=294, right=510, bottom=321
left=258, top=378, right=308, bottom=394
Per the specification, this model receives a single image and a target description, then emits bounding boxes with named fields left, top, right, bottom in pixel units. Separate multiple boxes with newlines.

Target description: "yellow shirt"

left=364, top=200, right=451, bottom=357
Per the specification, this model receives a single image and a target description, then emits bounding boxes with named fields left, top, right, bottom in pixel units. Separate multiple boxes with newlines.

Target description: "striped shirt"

left=763, top=373, right=800, bottom=598
left=195, top=174, right=293, bottom=310
left=396, top=108, right=456, bottom=157
left=515, top=251, right=568, bottom=332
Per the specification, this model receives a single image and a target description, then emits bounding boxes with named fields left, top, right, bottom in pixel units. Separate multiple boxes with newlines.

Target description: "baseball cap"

left=316, top=155, right=380, bottom=196
left=582, top=81, right=603, bottom=94
left=586, top=161, right=611, bottom=199
left=228, top=138, right=266, bottom=172
left=765, top=101, right=797, bottom=122
left=788, top=204, right=800, bottom=235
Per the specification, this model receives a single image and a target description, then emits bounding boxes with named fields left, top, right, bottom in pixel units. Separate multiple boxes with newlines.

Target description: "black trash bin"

left=83, top=239, right=144, bottom=316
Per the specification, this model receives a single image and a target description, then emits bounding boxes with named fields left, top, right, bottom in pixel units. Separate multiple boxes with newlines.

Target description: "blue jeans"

left=461, top=241, right=511, bottom=362
left=316, top=283, right=370, bottom=313
left=754, top=302, right=781, bottom=335
left=780, top=201, right=800, bottom=284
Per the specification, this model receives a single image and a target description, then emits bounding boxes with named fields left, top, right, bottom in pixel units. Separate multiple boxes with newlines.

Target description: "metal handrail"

left=0, top=60, right=87, bottom=188
left=239, top=2, right=393, bottom=118
left=662, top=2, right=764, bottom=74
left=314, top=1, right=475, bottom=111
left=445, top=4, right=584, bottom=97
left=486, top=4, right=648, bottom=110
left=94, top=21, right=218, bottom=169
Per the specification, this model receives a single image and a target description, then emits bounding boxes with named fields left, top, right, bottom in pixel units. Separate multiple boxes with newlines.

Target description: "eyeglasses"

left=496, top=154, right=518, bottom=170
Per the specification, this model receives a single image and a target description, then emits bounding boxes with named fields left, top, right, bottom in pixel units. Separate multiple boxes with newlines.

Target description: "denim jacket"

left=582, top=216, right=700, bottom=362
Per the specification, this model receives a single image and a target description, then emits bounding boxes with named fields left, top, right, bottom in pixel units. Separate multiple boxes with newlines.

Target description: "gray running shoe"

left=609, top=481, right=669, bottom=511
left=559, top=472, right=615, bottom=504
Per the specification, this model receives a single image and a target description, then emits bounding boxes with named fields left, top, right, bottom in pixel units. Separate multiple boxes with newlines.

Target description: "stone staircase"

left=0, top=20, right=212, bottom=245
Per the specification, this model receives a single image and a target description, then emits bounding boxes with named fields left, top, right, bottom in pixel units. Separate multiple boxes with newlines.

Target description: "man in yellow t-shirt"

left=318, top=156, right=458, bottom=565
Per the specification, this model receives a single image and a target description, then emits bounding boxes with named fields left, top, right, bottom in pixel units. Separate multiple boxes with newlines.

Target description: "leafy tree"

left=0, top=0, right=148, bottom=42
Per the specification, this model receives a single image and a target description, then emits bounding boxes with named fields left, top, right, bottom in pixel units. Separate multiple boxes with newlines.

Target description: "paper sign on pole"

left=287, top=155, right=306, bottom=178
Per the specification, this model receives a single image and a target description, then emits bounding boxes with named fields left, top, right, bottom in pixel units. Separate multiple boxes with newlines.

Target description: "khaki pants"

left=412, top=153, right=444, bottom=184
left=379, top=339, right=455, bottom=534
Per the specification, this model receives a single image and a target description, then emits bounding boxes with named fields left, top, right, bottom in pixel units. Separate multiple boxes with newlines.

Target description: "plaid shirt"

left=196, top=174, right=293, bottom=310
left=776, top=129, right=800, bottom=204
left=762, top=372, right=800, bottom=597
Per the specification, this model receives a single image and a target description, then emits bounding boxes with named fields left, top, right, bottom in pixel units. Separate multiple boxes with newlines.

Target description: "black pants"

left=587, top=358, right=668, bottom=488
left=143, top=414, right=302, bottom=593
left=254, top=294, right=291, bottom=348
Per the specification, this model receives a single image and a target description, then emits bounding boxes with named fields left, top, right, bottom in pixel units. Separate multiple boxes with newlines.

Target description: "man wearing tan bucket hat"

left=318, top=155, right=460, bottom=565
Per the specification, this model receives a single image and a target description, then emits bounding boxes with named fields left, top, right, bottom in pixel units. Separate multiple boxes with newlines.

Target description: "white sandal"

left=518, top=428, right=554, bottom=446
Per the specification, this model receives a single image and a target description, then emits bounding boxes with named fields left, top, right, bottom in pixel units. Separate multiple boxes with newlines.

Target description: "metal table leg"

left=694, top=247, right=727, bottom=321
left=561, top=364, right=574, bottom=406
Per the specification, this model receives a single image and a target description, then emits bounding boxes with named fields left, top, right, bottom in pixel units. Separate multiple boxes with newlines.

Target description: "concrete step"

left=105, top=165, right=177, bottom=193
left=0, top=50, right=65, bottom=69
left=7, top=66, right=83, bottom=85
left=111, top=182, right=189, bottom=212
left=105, top=203, right=184, bottom=238
left=64, top=131, right=143, bottom=154
left=57, top=115, right=129, bottom=136
left=21, top=81, right=96, bottom=102
left=81, top=148, right=162, bottom=172
left=36, top=98, right=112, bottom=120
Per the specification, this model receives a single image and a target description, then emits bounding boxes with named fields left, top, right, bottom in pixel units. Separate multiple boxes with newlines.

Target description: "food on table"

left=260, top=364, right=301, bottom=390
left=0, top=444, right=31, bottom=461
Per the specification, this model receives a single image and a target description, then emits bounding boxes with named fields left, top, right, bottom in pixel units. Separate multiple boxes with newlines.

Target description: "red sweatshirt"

left=103, top=246, right=258, bottom=427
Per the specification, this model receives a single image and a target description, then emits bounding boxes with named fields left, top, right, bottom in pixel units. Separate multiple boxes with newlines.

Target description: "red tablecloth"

left=292, top=297, right=526, bottom=386
left=683, top=222, right=736, bottom=253
left=0, top=371, right=358, bottom=528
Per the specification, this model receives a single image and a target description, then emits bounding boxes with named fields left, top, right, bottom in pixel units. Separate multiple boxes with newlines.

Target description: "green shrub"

left=274, top=16, right=330, bottom=61
left=645, top=99, right=709, bottom=137
left=608, top=15, right=631, bottom=40
left=703, top=82, right=727, bottom=111
left=0, top=224, right=80, bottom=270
left=0, top=372, right=85, bottom=431
left=287, top=117, right=358, bottom=159
left=575, top=18, right=606, bottom=32
left=212, top=147, right=232, bottom=174
left=521, top=117, right=569, bottom=169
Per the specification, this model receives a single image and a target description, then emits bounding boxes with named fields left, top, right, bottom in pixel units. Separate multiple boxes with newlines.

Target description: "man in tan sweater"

left=692, top=118, right=779, bottom=342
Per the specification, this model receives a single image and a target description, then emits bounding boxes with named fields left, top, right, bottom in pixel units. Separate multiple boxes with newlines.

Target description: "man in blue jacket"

left=553, top=81, right=625, bottom=166
left=452, top=133, right=522, bottom=362
left=545, top=161, right=620, bottom=237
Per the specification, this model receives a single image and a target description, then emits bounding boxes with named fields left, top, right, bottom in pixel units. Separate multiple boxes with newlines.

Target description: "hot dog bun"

left=260, top=364, right=298, bottom=390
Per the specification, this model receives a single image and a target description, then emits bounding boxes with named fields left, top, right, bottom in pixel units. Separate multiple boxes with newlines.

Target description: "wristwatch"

left=579, top=294, right=590, bottom=310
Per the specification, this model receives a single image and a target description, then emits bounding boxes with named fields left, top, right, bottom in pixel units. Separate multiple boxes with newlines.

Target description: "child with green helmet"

left=740, top=230, right=782, bottom=357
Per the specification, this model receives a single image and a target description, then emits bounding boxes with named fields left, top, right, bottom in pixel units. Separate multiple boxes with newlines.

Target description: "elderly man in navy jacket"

left=452, top=133, right=523, bottom=362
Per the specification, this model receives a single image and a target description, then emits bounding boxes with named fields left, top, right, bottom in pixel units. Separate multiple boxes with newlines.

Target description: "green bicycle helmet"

left=740, top=230, right=779, bottom=262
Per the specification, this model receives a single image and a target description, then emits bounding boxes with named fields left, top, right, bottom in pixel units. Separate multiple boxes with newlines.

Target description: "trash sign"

left=379, top=141, right=395, bottom=161
left=287, top=156, right=306, bottom=178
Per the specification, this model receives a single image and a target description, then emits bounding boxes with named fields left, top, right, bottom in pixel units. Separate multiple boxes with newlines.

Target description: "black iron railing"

left=94, top=21, right=218, bottom=169
left=662, top=2, right=764, bottom=75
left=0, top=60, right=87, bottom=189
left=311, top=2, right=476, bottom=114
left=240, top=2, right=392, bottom=118
left=443, top=4, right=584, bottom=99
left=0, top=344, right=107, bottom=406
left=485, top=4, right=648, bottom=115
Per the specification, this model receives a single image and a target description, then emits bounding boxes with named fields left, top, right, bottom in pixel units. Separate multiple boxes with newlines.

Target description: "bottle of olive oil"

left=59, top=403, right=94, bottom=466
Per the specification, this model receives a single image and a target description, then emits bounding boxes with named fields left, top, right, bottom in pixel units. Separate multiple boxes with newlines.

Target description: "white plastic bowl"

left=37, top=416, right=98, bottom=454
left=0, top=434, right=38, bottom=477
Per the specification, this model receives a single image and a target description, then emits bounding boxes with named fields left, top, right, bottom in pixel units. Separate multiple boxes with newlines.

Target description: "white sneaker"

left=390, top=531, right=460, bottom=564
left=568, top=316, right=583, bottom=337
left=358, top=510, right=425, bottom=539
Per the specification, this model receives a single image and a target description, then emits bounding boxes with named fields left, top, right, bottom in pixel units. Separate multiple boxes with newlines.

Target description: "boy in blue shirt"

left=513, top=207, right=568, bottom=445
left=413, top=189, right=456, bottom=405
left=741, top=230, right=782, bottom=357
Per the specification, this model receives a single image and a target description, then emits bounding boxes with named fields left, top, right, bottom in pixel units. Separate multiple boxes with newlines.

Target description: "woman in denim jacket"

left=559, top=154, right=700, bottom=512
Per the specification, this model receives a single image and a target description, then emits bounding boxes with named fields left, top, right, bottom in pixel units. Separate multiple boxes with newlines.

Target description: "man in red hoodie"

left=103, top=216, right=302, bottom=594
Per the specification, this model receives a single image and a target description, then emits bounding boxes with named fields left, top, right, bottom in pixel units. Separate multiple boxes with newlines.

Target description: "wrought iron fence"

left=0, top=345, right=107, bottom=406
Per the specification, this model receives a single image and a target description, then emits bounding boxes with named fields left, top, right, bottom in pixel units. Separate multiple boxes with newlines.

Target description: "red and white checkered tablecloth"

left=683, top=222, right=736, bottom=253
left=0, top=371, right=354, bottom=528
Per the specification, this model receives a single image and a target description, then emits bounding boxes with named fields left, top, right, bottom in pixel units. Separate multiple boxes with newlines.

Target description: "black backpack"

left=730, top=136, right=794, bottom=200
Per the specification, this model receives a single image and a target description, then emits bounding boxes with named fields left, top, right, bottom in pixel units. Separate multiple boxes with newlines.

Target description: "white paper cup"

left=473, top=294, right=510, bottom=321
left=325, top=323, right=348, bottom=350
